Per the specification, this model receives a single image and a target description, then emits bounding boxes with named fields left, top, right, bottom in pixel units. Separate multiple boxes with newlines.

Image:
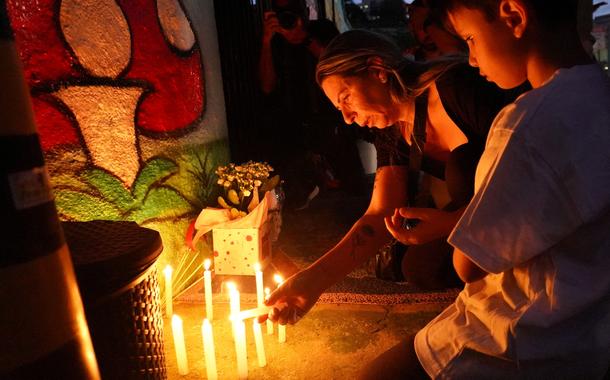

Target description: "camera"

left=276, top=11, right=298, bottom=29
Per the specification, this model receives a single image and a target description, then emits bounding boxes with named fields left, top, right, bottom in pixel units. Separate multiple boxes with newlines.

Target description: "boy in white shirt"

left=379, top=0, right=610, bottom=378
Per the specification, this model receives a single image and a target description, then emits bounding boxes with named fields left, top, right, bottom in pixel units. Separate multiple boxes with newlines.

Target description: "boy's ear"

left=498, top=0, right=528, bottom=38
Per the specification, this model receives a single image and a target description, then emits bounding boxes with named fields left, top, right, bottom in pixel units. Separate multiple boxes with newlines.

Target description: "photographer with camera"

left=257, top=0, right=367, bottom=210
left=259, top=1, right=309, bottom=94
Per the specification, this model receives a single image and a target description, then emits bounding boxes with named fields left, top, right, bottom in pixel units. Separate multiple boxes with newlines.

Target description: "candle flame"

left=171, top=314, right=182, bottom=326
left=163, top=264, right=173, bottom=277
left=273, top=274, right=283, bottom=285
left=254, top=262, right=261, bottom=272
left=264, top=287, right=271, bottom=296
left=204, top=259, right=211, bottom=271
left=226, top=281, right=236, bottom=291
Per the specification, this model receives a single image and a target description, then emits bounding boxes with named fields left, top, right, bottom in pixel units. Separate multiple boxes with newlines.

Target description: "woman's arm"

left=306, top=165, right=409, bottom=290
left=262, top=166, right=409, bottom=323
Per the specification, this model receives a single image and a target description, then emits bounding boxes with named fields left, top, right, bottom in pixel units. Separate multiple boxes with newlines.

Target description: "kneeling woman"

left=316, top=29, right=527, bottom=289
left=263, top=29, right=528, bottom=327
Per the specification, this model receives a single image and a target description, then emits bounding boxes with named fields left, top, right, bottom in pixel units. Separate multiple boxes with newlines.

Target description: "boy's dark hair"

left=436, top=0, right=579, bottom=30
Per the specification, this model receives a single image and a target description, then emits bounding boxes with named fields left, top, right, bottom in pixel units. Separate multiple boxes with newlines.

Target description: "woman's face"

left=321, top=70, right=402, bottom=129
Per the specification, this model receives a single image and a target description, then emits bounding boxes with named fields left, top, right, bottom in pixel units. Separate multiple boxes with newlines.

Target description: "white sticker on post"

left=8, top=166, right=54, bottom=210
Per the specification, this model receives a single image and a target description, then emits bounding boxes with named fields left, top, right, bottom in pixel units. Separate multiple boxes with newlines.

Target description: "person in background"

left=405, top=0, right=466, bottom=60
left=405, top=0, right=438, bottom=60
left=257, top=0, right=366, bottom=209
left=306, top=19, right=370, bottom=199
left=261, top=29, right=528, bottom=332
left=423, top=0, right=467, bottom=56
left=374, top=0, right=610, bottom=378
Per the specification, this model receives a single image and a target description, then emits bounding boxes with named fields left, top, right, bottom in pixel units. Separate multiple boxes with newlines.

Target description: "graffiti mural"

left=7, top=0, right=229, bottom=293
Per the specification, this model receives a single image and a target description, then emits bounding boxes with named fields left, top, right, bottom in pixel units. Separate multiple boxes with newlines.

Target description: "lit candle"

left=252, top=319, right=267, bottom=367
left=171, top=315, right=189, bottom=375
left=163, top=265, right=173, bottom=317
left=264, top=287, right=273, bottom=335
left=234, top=319, right=248, bottom=379
left=230, top=305, right=273, bottom=321
left=204, top=259, right=213, bottom=320
left=274, top=274, right=286, bottom=343
left=255, top=262, right=264, bottom=307
left=202, top=319, right=218, bottom=380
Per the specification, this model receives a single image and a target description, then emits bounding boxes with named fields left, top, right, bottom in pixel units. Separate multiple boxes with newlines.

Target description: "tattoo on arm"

left=348, top=224, right=376, bottom=261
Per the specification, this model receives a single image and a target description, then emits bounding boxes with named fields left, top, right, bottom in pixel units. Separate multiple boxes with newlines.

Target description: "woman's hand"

left=260, top=267, right=325, bottom=325
left=384, top=207, right=462, bottom=245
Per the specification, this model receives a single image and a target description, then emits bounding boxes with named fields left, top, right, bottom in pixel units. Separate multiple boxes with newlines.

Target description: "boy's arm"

left=453, top=248, right=489, bottom=283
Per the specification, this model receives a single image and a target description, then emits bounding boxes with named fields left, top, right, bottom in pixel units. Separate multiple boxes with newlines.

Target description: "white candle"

left=234, top=320, right=248, bottom=379
left=171, top=315, right=189, bottom=375
left=230, top=306, right=273, bottom=321
left=163, top=265, right=173, bottom=317
left=264, top=287, right=273, bottom=335
left=255, top=263, right=264, bottom=307
left=278, top=322, right=286, bottom=343
left=227, top=282, right=241, bottom=316
left=227, top=282, right=240, bottom=340
left=202, top=319, right=218, bottom=380
left=274, top=275, right=286, bottom=343
left=252, top=319, right=267, bottom=367
left=204, top=259, right=213, bottom=320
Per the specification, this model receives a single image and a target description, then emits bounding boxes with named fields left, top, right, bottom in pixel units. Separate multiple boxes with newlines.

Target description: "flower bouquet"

left=191, top=161, right=281, bottom=275
left=215, top=161, right=280, bottom=219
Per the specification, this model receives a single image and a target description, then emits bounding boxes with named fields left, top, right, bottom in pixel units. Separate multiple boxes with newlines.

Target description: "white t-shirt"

left=415, top=64, right=610, bottom=379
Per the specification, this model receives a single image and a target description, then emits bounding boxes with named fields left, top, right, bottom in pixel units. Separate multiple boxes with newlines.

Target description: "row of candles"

left=163, top=260, right=286, bottom=379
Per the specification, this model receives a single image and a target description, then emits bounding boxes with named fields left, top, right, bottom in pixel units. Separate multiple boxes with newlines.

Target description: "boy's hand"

left=384, top=207, right=459, bottom=245
left=258, top=268, right=323, bottom=325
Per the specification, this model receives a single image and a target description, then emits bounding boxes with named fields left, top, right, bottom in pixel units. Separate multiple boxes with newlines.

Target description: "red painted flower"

left=7, top=0, right=205, bottom=151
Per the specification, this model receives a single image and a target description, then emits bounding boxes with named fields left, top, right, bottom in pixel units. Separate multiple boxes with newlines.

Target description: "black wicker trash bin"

left=63, top=220, right=167, bottom=380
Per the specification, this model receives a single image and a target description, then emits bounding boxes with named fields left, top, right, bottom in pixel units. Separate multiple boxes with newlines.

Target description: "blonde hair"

left=316, top=29, right=464, bottom=102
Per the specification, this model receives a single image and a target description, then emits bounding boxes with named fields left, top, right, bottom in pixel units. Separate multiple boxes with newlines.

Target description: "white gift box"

left=212, top=221, right=271, bottom=275
left=193, top=192, right=274, bottom=276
